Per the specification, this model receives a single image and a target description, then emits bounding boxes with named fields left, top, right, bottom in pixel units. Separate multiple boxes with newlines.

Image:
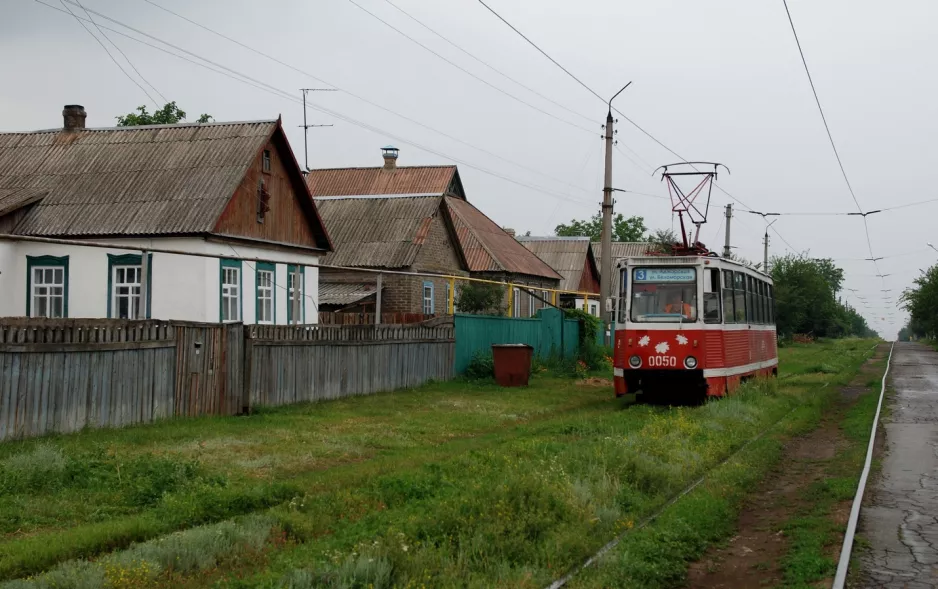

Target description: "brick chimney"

left=381, top=145, right=399, bottom=170
left=504, top=228, right=516, bottom=237
left=63, top=105, right=86, bottom=131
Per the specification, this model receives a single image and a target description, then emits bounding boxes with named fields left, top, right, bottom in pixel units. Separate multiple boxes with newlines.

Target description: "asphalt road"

left=859, top=342, right=938, bottom=588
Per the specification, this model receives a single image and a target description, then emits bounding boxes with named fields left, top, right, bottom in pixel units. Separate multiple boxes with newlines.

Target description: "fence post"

left=242, top=326, right=254, bottom=413
left=448, top=277, right=455, bottom=315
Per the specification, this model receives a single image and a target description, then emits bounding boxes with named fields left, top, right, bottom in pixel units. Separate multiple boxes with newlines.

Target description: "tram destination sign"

left=633, top=268, right=696, bottom=283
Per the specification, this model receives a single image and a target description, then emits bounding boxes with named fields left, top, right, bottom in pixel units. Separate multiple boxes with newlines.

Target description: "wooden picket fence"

left=0, top=317, right=453, bottom=442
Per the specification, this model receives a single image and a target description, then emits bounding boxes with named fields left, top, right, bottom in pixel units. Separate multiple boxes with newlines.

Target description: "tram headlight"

left=629, top=355, right=642, bottom=368
left=684, top=356, right=698, bottom=369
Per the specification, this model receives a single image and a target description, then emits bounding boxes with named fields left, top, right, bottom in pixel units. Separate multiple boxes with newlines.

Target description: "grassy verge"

left=0, top=374, right=609, bottom=581
left=0, top=340, right=877, bottom=588
left=778, top=354, right=887, bottom=588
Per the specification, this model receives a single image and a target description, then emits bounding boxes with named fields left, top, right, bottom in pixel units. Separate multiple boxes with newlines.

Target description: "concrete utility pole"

left=723, top=204, right=733, bottom=258
left=600, top=82, right=631, bottom=346
left=763, top=219, right=777, bottom=274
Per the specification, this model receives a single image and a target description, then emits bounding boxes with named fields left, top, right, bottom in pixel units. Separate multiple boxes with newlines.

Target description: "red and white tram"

left=613, top=254, right=777, bottom=400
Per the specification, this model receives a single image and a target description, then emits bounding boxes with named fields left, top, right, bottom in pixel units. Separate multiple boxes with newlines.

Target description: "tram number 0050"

left=647, top=356, right=677, bottom=368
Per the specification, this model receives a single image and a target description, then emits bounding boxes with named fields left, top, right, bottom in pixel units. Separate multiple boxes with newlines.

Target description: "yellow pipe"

left=448, top=277, right=455, bottom=314
left=507, top=284, right=514, bottom=317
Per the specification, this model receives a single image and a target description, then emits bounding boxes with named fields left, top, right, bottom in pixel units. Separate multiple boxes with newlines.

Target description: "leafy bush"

left=454, top=282, right=505, bottom=315
left=563, top=308, right=602, bottom=343
left=464, top=351, right=495, bottom=380
left=0, top=445, right=69, bottom=494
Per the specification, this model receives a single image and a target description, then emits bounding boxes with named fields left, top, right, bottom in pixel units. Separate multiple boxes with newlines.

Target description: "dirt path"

left=685, top=346, right=887, bottom=589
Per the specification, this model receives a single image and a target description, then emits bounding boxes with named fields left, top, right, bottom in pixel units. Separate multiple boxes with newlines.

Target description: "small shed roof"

left=516, top=236, right=596, bottom=292
left=590, top=241, right=656, bottom=262
left=319, top=282, right=379, bottom=307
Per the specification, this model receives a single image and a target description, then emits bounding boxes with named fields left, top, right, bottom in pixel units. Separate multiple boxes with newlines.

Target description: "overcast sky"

left=3, top=0, right=931, bottom=336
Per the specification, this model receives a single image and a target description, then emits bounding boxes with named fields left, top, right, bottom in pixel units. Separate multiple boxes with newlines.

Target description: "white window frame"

left=423, top=281, right=434, bottom=315
left=30, top=265, right=66, bottom=318
left=528, top=288, right=536, bottom=317
left=221, top=263, right=241, bottom=322
left=256, top=268, right=274, bottom=324
left=513, top=287, right=520, bottom=318
left=112, top=265, right=143, bottom=320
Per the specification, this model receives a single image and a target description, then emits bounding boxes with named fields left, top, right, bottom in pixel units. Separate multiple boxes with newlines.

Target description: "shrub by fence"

left=453, top=308, right=579, bottom=374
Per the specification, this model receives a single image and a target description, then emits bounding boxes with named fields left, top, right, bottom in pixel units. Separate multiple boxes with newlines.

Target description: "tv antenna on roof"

left=654, top=162, right=729, bottom=252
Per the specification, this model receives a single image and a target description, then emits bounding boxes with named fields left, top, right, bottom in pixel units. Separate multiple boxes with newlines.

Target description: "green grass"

left=0, top=340, right=879, bottom=588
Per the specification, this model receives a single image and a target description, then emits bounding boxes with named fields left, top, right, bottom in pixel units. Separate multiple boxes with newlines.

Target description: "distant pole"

left=723, top=204, right=733, bottom=258
left=763, top=231, right=769, bottom=272
left=600, top=81, right=631, bottom=347
left=299, top=88, right=336, bottom=171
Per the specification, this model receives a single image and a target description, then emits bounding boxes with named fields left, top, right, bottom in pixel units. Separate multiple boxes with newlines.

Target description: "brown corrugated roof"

left=517, top=237, right=595, bottom=291
left=306, top=166, right=457, bottom=197
left=445, top=197, right=561, bottom=281
left=0, top=120, right=329, bottom=247
left=314, top=196, right=442, bottom=268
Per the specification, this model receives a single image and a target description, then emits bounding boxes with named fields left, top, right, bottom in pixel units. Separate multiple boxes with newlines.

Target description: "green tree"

left=554, top=213, right=647, bottom=242
left=455, top=282, right=506, bottom=315
left=901, top=264, right=938, bottom=339
left=771, top=255, right=848, bottom=338
left=116, top=101, right=212, bottom=126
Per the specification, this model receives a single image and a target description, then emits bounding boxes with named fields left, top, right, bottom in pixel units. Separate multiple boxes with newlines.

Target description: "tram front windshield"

left=630, top=267, right=698, bottom=323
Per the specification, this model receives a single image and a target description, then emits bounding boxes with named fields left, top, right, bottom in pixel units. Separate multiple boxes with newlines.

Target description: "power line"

left=780, top=0, right=863, bottom=215
left=57, top=0, right=159, bottom=107
left=135, top=0, right=595, bottom=198
left=345, top=0, right=594, bottom=135
left=381, top=0, right=594, bottom=127
left=38, top=0, right=596, bottom=207
left=75, top=0, right=168, bottom=104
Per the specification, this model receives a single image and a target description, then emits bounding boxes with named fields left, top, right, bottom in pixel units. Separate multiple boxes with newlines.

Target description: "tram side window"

left=733, top=272, right=747, bottom=323
left=744, top=276, right=754, bottom=323
left=768, top=284, right=775, bottom=324
left=703, top=268, right=721, bottom=324
left=722, top=270, right=735, bottom=324
left=761, top=281, right=769, bottom=324
left=752, top=278, right=762, bottom=323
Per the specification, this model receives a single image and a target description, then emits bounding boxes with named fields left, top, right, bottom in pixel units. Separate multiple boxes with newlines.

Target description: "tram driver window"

left=618, top=268, right=628, bottom=323
left=703, top=268, right=721, bottom=324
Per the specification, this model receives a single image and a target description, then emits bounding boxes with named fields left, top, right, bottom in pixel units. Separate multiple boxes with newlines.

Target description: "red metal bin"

left=491, top=344, right=534, bottom=387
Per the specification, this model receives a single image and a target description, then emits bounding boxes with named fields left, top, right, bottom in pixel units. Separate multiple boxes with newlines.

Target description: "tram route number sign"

left=633, top=268, right=696, bottom=283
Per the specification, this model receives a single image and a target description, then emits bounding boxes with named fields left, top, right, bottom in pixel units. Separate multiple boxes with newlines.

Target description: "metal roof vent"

left=381, top=145, right=399, bottom=170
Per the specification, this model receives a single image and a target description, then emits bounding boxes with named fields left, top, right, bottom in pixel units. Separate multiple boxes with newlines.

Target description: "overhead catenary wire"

left=74, top=0, right=168, bottom=105
left=346, top=0, right=594, bottom=135
left=66, top=0, right=596, bottom=201
left=34, top=0, right=597, bottom=208
left=57, top=0, right=160, bottom=107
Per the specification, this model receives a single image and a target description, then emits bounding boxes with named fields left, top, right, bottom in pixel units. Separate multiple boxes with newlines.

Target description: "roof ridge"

left=307, top=164, right=457, bottom=172
left=3, top=119, right=278, bottom=135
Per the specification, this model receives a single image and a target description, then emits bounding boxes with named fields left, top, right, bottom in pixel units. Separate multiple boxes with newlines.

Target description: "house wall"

left=319, top=211, right=465, bottom=315
left=213, top=137, right=322, bottom=248
left=0, top=237, right=320, bottom=323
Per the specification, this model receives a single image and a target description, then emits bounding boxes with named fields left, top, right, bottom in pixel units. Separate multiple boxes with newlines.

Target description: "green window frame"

left=255, top=262, right=276, bottom=325
left=287, top=264, right=305, bottom=324
left=26, top=255, right=69, bottom=318
left=107, top=253, right=152, bottom=319
left=220, top=259, right=243, bottom=322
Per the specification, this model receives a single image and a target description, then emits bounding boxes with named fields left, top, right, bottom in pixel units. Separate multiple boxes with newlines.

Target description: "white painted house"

left=0, top=106, right=332, bottom=323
